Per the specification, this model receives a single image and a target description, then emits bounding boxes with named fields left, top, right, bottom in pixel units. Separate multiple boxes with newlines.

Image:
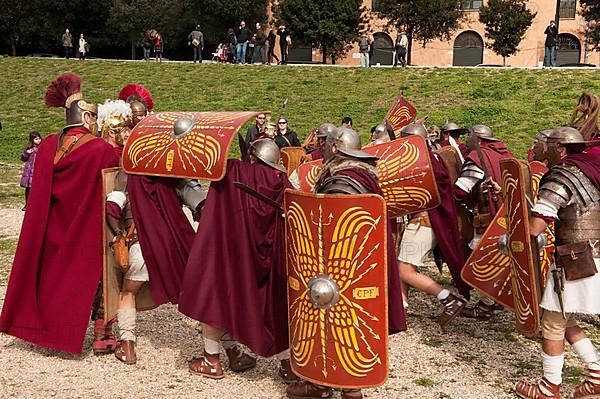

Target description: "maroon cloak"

left=127, top=175, right=195, bottom=305
left=427, top=151, right=469, bottom=299
left=178, top=160, right=292, bottom=357
left=333, top=169, right=407, bottom=333
left=0, top=130, right=119, bottom=354
left=556, top=151, right=600, bottom=191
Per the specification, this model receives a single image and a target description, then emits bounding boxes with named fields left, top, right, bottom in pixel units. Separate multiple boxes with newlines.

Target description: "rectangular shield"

left=102, top=168, right=155, bottom=323
left=295, top=136, right=440, bottom=217
left=285, top=190, right=388, bottom=388
left=384, top=93, right=417, bottom=135
left=123, top=111, right=262, bottom=180
left=460, top=161, right=552, bottom=313
left=501, top=159, right=543, bottom=336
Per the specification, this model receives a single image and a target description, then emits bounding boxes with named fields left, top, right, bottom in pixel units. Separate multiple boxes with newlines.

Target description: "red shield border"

left=123, top=111, right=261, bottom=180
left=285, top=190, right=388, bottom=388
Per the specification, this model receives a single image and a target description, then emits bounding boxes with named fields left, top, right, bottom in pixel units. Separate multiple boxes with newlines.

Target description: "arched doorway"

left=453, top=31, right=484, bottom=66
left=371, top=32, right=394, bottom=66
left=556, top=33, right=581, bottom=66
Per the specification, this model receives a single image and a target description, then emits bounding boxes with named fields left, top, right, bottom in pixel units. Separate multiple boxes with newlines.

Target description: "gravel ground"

left=0, top=204, right=598, bottom=399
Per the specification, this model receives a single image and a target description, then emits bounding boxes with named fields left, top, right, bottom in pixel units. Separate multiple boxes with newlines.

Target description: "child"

left=154, top=33, right=163, bottom=62
left=20, top=131, right=42, bottom=210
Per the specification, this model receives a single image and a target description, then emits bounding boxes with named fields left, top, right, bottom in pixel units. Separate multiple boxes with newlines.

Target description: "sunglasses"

left=257, top=116, right=266, bottom=120
left=278, top=121, right=287, bottom=124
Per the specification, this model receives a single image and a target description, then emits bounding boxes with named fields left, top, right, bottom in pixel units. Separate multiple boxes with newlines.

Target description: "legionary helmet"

left=118, top=84, right=154, bottom=127
left=98, top=100, right=132, bottom=146
left=547, top=126, right=585, bottom=146
left=371, top=124, right=387, bottom=140
left=264, top=122, right=277, bottom=138
left=250, top=138, right=286, bottom=172
left=536, top=129, right=553, bottom=142
left=317, top=123, right=337, bottom=138
left=470, top=124, right=499, bottom=141
left=44, top=73, right=98, bottom=133
left=399, top=122, right=428, bottom=138
left=331, top=127, right=379, bottom=161
left=441, top=122, right=469, bottom=136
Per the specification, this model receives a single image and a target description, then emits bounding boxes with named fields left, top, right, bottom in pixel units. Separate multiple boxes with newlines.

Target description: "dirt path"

left=0, top=206, right=596, bottom=399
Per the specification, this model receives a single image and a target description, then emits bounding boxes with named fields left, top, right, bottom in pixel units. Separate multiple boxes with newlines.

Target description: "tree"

left=377, top=0, right=465, bottom=65
left=274, top=0, right=366, bottom=64
left=580, top=0, right=600, bottom=50
left=479, top=0, right=536, bottom=65
left=0, top=0, right=33, bottom=55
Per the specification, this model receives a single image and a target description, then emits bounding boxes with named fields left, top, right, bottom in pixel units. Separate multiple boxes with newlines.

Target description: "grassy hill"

left=1, top=57, right=599, bottom=165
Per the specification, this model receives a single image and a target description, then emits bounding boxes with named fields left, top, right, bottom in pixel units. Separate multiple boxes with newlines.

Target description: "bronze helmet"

left=317, top=123, right=337, bottom=138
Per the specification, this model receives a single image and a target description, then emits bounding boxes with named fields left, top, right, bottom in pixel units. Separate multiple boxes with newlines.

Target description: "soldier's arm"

left=106, top=169, right=128, bottom=235
left=529, top=179, right=570, bottom=236
left=454, top=161, right=484, bottom=201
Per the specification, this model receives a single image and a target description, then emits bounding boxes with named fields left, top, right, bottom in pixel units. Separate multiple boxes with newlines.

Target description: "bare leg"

left=398, top=261, right=442, bottom=298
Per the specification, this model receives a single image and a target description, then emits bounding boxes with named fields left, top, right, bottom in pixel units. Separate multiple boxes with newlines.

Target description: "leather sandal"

left=571, top=367, right=600, bottom=398
left=514, top=377, right=561, bottom=399
left=114, top=340, right=137, bottom=365
left=286, top=380, right=333, bottom=399
left=437, top=293, right=466, bottom=328
left=189, top=352, right=224, bottom=379
left=279, top=359, right=301, bottom=383
left=225, top=345, right=256, bottom=372
left=461, top=299, right=494, bottom=320
left=92, top=318, right=117, bottom=355
left=341, top=389, right=363, bottom=399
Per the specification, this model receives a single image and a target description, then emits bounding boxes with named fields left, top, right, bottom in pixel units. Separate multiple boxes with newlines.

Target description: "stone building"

left=285, top=0, right=599, bottom=67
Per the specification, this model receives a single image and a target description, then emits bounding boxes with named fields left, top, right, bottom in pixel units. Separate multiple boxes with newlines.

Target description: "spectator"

left=245, top=113, right=268, bottom=143
left=78, top=33, right=88, bottom=60
left=142, top=30, right=155, bottom=61
left=154, top=33, right=163, bottom=62
left=277, top=25, right=291, bottom=65
left=62, top=28, right=73, bottom=59
left=224, top=28, right=237, bottom=63
left=358, top=33, right=370, bottom=67
left=395, top=31, right=408, bottom=67
left=252, top=23, right=267, bottom=64
left=267, top=24, right=280, bottom=65
left=274, top=117, right=301, bottom=148
left=188, top=25, right=204, bottom=63
left=341, top=116, right=353, bottom=128
left=236, top=20, right=252, bottom=64
left=20, top=131, right=42, bottom=211
left=543, top=20, right=558, bottom=68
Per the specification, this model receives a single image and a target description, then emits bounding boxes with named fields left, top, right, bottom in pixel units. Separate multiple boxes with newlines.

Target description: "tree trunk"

left=503, top=56, right=506, bottom=66
left=131, top=40, right=136, bottom=60
left=322, top=45, right=327, bottom=64
left=331, top=54, right=335, bottom=64
left=9, top=33, right=17, bottom=56
left=407, top=26, right=414, bottom=66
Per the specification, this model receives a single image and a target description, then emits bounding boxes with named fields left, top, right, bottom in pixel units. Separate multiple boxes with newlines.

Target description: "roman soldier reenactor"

left=439, top=122, right=470, bottom=161
left=514, top=127, right=600, bottom=399
left=395, top=123, right=469, bottom=327
left=0, top=73, right=119, bottom=354
left=286, top=127, right=406, bottom=399
left=179, top=139, right=293, bottom=380
left=454, top=124, right=515, bottom=320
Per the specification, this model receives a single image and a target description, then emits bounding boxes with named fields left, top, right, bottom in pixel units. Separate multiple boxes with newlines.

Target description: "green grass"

left=415, top=377, right=436, bottom=387
left=0, top=163, right=23, bottom=207
left=1, top=57, right=599, bottom=166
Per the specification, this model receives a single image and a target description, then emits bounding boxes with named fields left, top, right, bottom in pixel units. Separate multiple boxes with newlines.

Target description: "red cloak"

left=427, top=151, right=469, bottom=299
left=127, top=175, right=196, bottom=305
left=0, top=131, right=119, bottom=354
left=332, top=169, right=407, bottom=333
left=178, top=160, right=292, bottom=357
left=556, top=151, right=600, bottom=191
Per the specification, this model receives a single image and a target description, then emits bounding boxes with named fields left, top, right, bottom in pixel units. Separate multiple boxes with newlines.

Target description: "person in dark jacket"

left=188, top=25, right=204, bottom=63
left=277, top=25, right=290, bottom=65
left=543, top=20, right=558, bottom=68
left=224, top=28, right=237, bottom=63
left=252, top=23, right=267, bottom=64
left=236, top=20, right=252, bottom=64
left=20, top=131, right=42, bottom=210
left=267, top=24, right=280, bottom=65
left=274, top=117, right=301, bottom=148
